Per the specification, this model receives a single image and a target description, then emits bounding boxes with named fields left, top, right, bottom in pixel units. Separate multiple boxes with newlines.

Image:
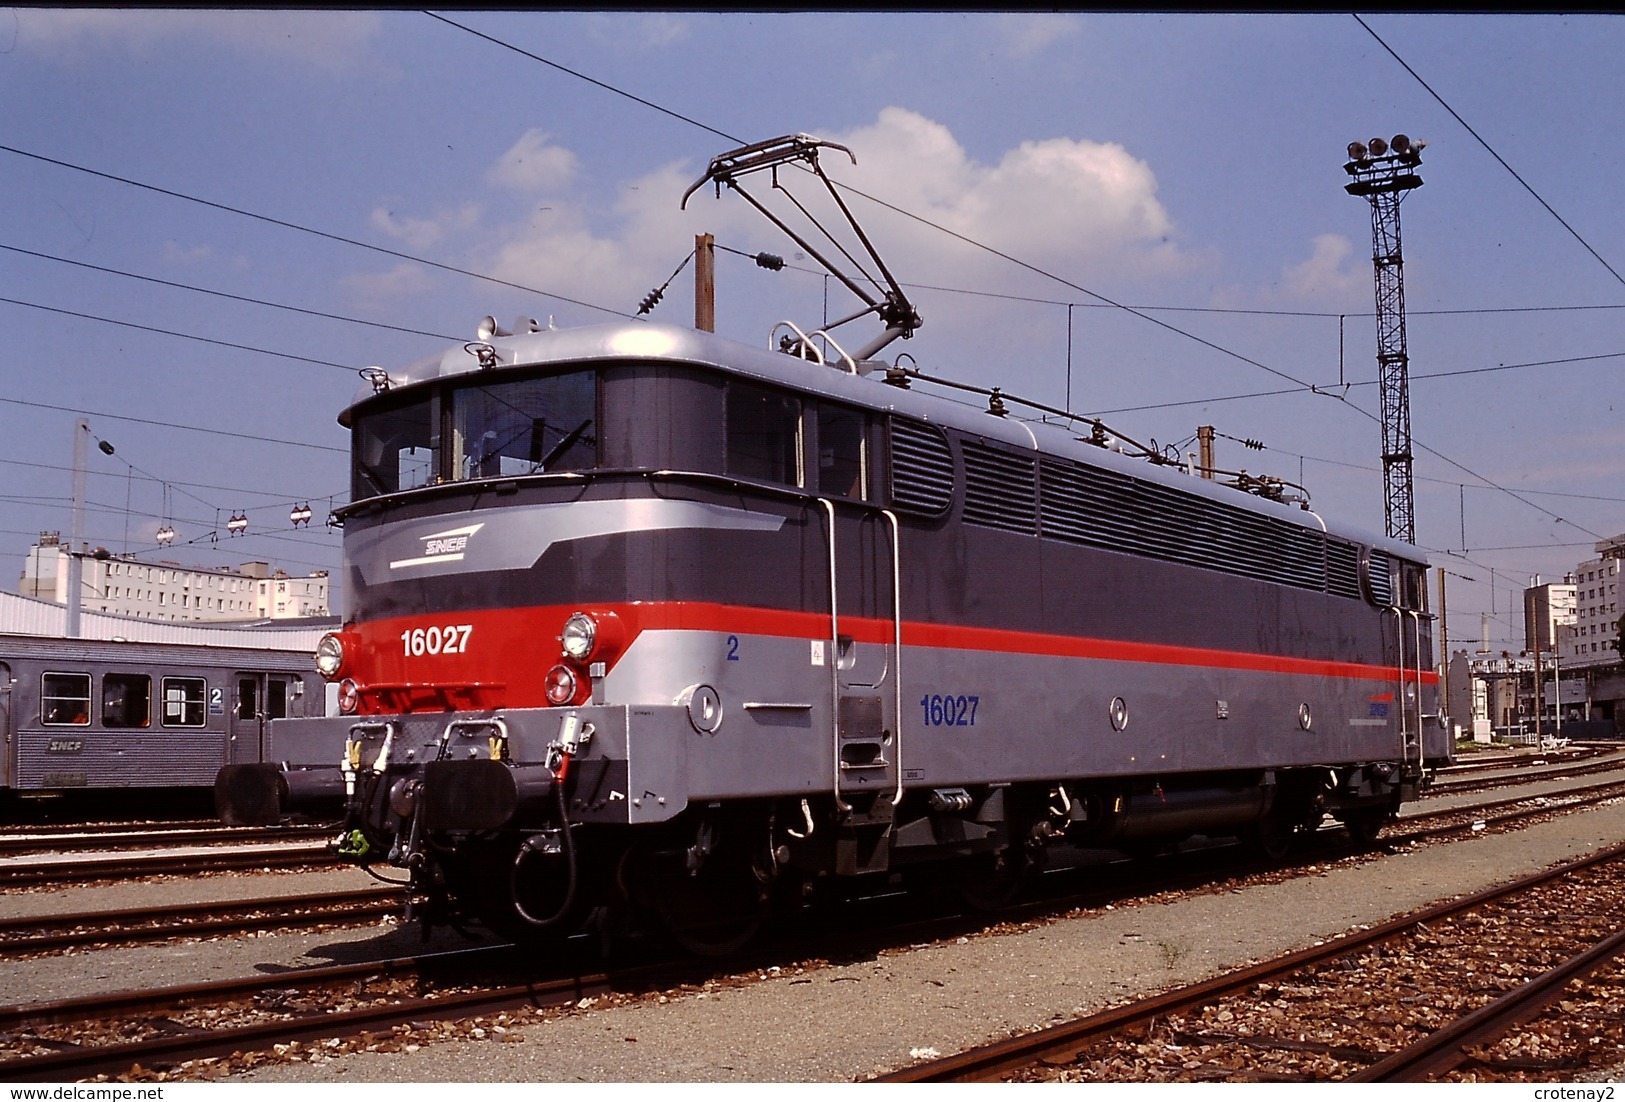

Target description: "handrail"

left=820, top=498, right=848, bottom=814
left=1383, top=606, right=1411, bottom=769
left=883, top=508, right=903, bottom=809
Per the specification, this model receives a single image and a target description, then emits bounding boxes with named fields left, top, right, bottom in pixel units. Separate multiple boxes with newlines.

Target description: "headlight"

left=315, top=633, right=345, bottom=678
left=561, top=612, right=597, bottom=661
left=544, top=664, right=579, bottom=706
left=338, top=678, right=361, bottom=715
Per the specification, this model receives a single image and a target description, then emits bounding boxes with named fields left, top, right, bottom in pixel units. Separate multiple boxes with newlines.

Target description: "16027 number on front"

left=400, top=624, right=473, bottom=657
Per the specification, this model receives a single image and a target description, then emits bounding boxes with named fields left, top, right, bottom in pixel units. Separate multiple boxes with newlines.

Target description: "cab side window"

left=816, top=404, right=868, bottom=499
left=726, top=382, right=802, bottom=486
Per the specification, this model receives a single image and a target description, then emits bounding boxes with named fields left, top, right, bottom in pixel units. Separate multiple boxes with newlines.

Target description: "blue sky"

left=2, top=10, right=1620, bottom=654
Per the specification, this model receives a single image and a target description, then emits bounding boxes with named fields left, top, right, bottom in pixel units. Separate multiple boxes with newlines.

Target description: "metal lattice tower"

left=1344, top=135, right=1425, bottom=544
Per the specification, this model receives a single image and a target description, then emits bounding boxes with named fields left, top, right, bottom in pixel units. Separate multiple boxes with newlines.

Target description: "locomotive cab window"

left=353, top=392, right=438, bottom=499
left=816, top=404, right=868, bottom=499
left=102, top=673, right=151, bottom=729
left=161, top=677, right=207, bottom=728
left=726, top=381, right=802, bottom=486
left=1399, top=561, right=1428, bottom=612
left=351, top=371, right=598, bottom=501
left=41, top=672, right=90, bottom=726
left=451, top=372, right=597, bottom=481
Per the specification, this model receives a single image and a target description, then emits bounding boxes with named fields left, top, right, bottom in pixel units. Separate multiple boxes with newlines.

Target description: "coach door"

left=230, top=672, right=297, bottom=764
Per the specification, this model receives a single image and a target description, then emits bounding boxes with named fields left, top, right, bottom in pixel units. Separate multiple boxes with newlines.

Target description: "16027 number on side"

left=920, top=694, right=979, bottom=727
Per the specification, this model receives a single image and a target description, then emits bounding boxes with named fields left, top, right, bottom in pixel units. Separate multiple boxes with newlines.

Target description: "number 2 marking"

left=726, top=635, right=740, bottom=661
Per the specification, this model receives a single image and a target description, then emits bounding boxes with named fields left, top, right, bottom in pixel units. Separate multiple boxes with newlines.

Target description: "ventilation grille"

left=1367, top=551, right=1395, bottom=606
left=888, top=420, right=954, bottom=516
left=1039, top=456, right=1329, bottom=593
left=962, top=440, right=1037, bottom=534
left=1326, top=540, right=1363, bottom=600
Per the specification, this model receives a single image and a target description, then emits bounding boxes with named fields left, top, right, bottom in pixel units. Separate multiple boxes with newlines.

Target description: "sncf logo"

left=389, top=523, right=485, bottom=570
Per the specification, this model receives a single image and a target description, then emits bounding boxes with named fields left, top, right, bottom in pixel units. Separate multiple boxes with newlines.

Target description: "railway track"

left=0, top=886, right=402, bottom=955
left=3, top=766, right=1623, bottom=1082
left=0, top=840, right=336, bottom=887
left=0, top=822, right=333, bottom=857
left=877, top=841, right=1625, bottom=1082
left=7, top=774, right=1617, bottom=960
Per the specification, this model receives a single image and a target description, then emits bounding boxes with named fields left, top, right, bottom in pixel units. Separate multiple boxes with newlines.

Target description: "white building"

left=1562, top=533, right=1623, bottom=669
left=18, top=532, right=329, bottom=623
left=1523, top=576, right=1577, bottom=655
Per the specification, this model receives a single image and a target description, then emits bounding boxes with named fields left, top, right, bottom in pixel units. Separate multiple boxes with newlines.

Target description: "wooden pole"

left=695, top=233, right=715, bottom=333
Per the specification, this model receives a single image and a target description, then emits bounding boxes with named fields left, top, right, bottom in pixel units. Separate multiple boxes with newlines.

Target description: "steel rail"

left=1350, top=924, right=1625, bottom=1082
left=0, top=842, right=332, bottom=886
left=0, top=887, right=400, bottom=954
left=0, top=824, right=331, bottom=856
left=872, top=839, right=1625, bottom=1082
left=0, top=950, right=586, bottom=1083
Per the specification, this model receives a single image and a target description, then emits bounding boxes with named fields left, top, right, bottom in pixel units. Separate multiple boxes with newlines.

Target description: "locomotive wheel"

left=626, top=829, right=774, bottom=956
left=1341, top=806, right=1392, bottom=847
left=1244, top=808, right=1297, bottom=861
left=659, top=901, right=767, bottom=957
left=953, top=851, right=1027, bottom=913
left=440, top=835, right=583, bottom=945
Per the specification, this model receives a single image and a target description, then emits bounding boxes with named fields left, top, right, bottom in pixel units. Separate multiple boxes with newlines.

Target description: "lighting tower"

left=1344, top=134, right=1425, bottom=544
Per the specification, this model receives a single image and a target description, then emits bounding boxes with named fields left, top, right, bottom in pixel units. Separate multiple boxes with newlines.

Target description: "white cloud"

left=487, top=131, right=580, bottom=194
left=581, top=12, right=689, bottom=51
left=820, top=108, right=1187, bottom=283
left=161, top=241, right=214, bottom=266
left=15, top=10, right=380, bottom=69
left=470, top=109, right=1191, bottom=331
left=370, top=203, right=481, bottom=251
left=1279, top=234, right=1365, bottom=301
left=993, top=13, right=1083, bottom=58
left=343, top=262, right=435, bottom=304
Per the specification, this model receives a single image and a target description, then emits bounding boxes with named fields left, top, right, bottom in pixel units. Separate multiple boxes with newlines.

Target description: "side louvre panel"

left=1038, top=456, right=1332, bottom=595
left=1326, top=539, right=1363, bottom=600
left=888, top=419, right=955, bottom=517
left=961, top=440, right=1037, bottom=534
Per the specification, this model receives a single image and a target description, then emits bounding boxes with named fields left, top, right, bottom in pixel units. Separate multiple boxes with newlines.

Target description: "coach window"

left=816, top=404, right=868, bottom=499
left=161, top=677, right=207, bottom=728
left=41, top=673, right=91, bottom=725
left=238, top=678, right=258, bottom=721
left=726, top=382, right=802, bottom=486
left=266, top=678, right=288, bottom=720
left=102, top=673, right=152, bottom=729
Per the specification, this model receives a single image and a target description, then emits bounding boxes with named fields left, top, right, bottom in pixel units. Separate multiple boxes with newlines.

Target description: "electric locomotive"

left=217, top=134, right=1447, bottom=947
left=217, top=312, right=1447, bottom=945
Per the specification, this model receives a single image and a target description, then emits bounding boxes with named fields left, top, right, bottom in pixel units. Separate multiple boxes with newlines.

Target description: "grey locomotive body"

left=221, top=320, right=1447, bottom=942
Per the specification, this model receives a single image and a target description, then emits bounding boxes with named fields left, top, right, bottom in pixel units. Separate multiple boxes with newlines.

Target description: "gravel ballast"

left=6, top=791, right=1624, bottom=1082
